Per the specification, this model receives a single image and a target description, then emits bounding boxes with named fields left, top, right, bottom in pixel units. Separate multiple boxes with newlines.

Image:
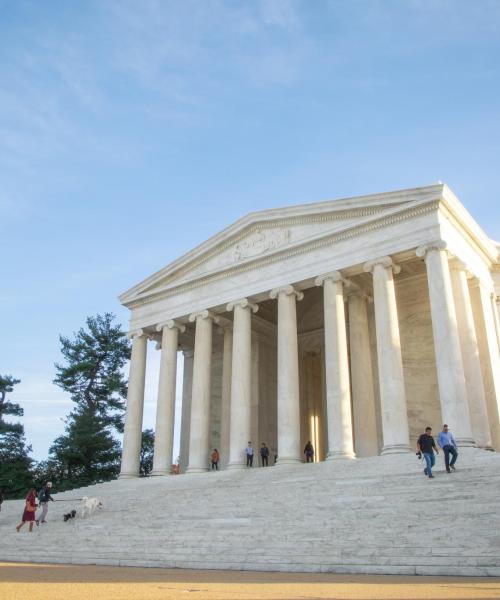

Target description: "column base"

left=381, top=444, right=411, bottom=455
left=185, top=466, right=209, bottom=474
left=326, top=451, right=356, bottom=460
left=275, top=456, right=302, bottom=466
left=455, top=437, right=475, bottom=447
left=150, top=470, right=171, bottom=477
left=118, top=472, right=139, bottom=479
left=227, top=462, right=247, bottom=470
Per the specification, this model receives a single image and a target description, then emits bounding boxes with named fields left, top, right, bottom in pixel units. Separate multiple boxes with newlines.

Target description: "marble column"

left=120, top=330, right=148, bottom=478
left=179, top=349, right=194, bottom=473
left=186, top=310, right=218, bottom=473
left=347, top=288, right=379, bottom=457
left=315, top=272, right=355, bottom=460
left=226, top=298, right=258, bottom=469
left=363, top=256, right=410, bottom=454
left=469, top=278, right=500, bottom=448
left=491, top=293, right=500, bottom=353
left=270, top=285, right=303, bottom=465
left=151, top=320, right=185, bottom=476
left=416, top=242, right=474, bottom=446
left=219, top=325, right=233, bottom=470
left=449, top=261, right=492, bottom=449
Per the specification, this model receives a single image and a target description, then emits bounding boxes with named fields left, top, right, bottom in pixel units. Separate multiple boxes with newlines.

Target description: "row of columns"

left=120, top=241, right=498, bottom=477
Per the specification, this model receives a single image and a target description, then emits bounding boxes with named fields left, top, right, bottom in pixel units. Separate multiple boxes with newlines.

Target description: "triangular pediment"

left=120, top=184, right=444, bottom=306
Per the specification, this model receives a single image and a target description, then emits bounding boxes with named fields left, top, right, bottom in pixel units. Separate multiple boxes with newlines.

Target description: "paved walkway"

left=1, top=562, right=500, bottom=600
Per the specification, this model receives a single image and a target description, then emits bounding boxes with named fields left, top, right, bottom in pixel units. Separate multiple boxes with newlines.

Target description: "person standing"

left=438, top=424, right=458, bottom=473
left=16, top=489, right=37, bottom=533
left=211, top=449, right=219, bottom=470
left=36, top=481, right=54, bottom=525
left=260, top=443, right=269, bottom=467
left=304, top=441, right=314, bottom=463
left=246, top=442, right=254, bottom=467
left=417, top=426, right=439, bottom=479
left=0, top=488, right=4, bottom=512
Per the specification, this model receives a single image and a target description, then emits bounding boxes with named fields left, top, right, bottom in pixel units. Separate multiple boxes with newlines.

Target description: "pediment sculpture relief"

left=231, top=228, right=290, bottom=263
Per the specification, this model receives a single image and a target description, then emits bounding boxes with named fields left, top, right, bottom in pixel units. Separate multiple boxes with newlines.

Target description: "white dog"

left=80, top=496, right=103, bottom=518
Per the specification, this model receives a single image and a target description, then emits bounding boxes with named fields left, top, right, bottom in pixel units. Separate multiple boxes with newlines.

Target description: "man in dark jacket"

left=260, top=443, right=270, bottom=467
left=417, top=427, right=439, bottom=479
left=36, top=482, right=54, bottom=524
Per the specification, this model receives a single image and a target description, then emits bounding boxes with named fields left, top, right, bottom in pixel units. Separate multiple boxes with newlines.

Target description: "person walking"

left=304, top=441, right=314, bottom=463
left=438, top=424, right=458, bottom=473
left=211, top=449, right=219, bottom=470
left=36, top=481, right=54, bottom=525
left=260, top=443, right=269, bottom=467
left=417, top=426, right=439, bottom=479
left=246, top=442, right=254, bottom=467
left=16, top=489, right=37, bottom=533
left=0, top=488, right=4, bottom=512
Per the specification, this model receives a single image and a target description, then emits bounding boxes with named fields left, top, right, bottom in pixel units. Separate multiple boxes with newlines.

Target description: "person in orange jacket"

left=211, top=449, right=219, bottom=470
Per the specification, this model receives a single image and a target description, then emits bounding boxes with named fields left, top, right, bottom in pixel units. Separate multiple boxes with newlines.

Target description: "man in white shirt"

left=246, top=442, right=254, bottom=467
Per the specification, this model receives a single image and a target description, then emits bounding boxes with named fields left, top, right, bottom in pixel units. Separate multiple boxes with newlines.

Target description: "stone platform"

left=1, top=448, right=500, bottom=576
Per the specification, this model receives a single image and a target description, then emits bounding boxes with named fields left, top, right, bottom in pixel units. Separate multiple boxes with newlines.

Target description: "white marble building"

left=118, top=183, right=500, bottom=477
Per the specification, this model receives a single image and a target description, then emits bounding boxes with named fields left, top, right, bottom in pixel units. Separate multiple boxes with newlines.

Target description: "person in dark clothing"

left=211, top=449, right=219, bottom=470
left=36, top=482, right=54, bottom=525
left=417, top=427, right=439, bottom=479
left=0, top=488, right=4, bottom=511
left=304, top=441, right=314, bottom=463
left=246, top=442, right=254, bottom=467
left=260, top=443, right=269, bottom=467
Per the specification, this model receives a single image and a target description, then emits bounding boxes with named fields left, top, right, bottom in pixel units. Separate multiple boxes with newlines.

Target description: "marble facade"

left=118, top=184, right=500, bottom=477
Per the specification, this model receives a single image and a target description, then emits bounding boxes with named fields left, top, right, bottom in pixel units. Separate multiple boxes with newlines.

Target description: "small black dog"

left=63, top=509, right=76, bottom=522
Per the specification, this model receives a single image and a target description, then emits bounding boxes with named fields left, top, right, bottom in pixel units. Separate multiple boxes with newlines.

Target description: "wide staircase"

left=1, top=448, right=500, bottom=576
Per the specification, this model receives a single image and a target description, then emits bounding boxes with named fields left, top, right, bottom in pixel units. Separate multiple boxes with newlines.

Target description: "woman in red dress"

left=16, top=488, right=38, bottom=532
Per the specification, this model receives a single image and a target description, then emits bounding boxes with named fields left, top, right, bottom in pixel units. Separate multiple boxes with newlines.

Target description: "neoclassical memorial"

left=118, top=183, right=500, bottom=477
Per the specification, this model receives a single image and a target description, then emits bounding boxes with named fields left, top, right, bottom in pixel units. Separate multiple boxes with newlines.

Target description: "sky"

left=1, top=0, right=500, bottom=461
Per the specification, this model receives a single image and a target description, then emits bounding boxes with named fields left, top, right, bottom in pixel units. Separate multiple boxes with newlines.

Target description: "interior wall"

left=395, top=273, right=441, bottom=447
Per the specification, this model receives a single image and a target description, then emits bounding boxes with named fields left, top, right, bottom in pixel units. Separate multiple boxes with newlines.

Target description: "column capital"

left=269, top=284, right=304, bottom=301
left=448, top=258, right=469, bottom=273
left=363, top=256, right=401, bottom=275
left=416, top=240, right=447, bottom=259
left=156, top=319, right=186, bottom=333
left=226, top=298, right=259, bottom=313
left=182, top=349, right=194, bottom=359
left=315, top=271, right=348, bottom=287
left=127, top=328, right=145, bottom=340
left=188, top=309, right=220, bottom=324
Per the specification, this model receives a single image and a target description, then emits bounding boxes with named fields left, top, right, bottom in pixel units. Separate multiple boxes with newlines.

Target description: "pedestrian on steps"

left=260, top=443, right=269, bottom=466
left=15, top=489, right=37, bottom=532
left=211, top=449, right=219, bottom=470
left=438, top=424, right=459, bottom=473
left=36, top=481, right=54, bottom=525
left=246, top=442, right=254, bottom=467
left=417, top=427, right=439, bottom=479
left=304, top=441, right=314, bottom=463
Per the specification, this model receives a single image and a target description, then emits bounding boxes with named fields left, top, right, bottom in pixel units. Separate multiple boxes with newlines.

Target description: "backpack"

left=37, top=488, right=44, bottom=503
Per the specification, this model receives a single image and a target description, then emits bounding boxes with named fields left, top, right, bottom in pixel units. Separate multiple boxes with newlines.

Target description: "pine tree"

left=49, top=313, right=131, bottom=489
left=54, top=313, right=131, bottom=432
left=0, top=376, right=33, bottom=498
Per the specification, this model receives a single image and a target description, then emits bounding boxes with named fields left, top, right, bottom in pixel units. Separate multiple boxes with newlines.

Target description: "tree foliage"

left=140, top=429, right=155, bottom=476
left=53, top=313, right=130, bottom=433
left=0, top=376, right=33, bottom=498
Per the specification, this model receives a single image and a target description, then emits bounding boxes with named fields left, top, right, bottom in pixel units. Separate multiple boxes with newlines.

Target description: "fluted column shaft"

left=179, top=350, right=194, bottom=473
left=449, top=262, right=492, bottom=448
left=186, top=311, right=218, bottom=473
left=316, top=273, right=355, bottom=460
left=417, top=242, right=474, bottom=446
left=227, top=299, right=258, bottom=469
left=152, top=321, right=185, bottom=476
left=219, top=327, right=233, bottom=469
left=364, top=257, right=410, bottom=454
left=270, top=285, right=303, bottom=465
left=348, top=290, right=379, bottom=457
left=120, top=332, right=148, bottom=478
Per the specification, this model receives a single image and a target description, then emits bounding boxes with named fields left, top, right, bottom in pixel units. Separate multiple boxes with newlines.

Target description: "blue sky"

left=1, top=0, right=500, bottom=461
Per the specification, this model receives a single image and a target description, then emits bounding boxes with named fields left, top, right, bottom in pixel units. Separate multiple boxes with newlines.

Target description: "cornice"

left=125, top=199, right=440, bottom=311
